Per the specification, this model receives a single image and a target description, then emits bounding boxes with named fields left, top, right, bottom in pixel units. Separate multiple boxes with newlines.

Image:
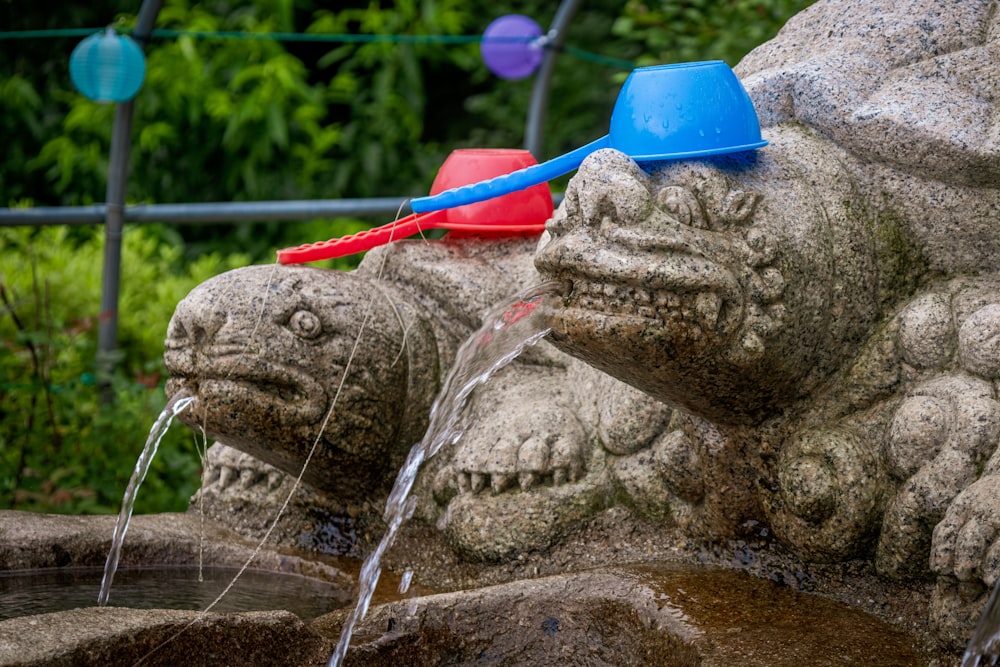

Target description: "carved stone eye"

left=288, top=309, right=322, bottom=339
left=656, top=186, right=705, bottom=228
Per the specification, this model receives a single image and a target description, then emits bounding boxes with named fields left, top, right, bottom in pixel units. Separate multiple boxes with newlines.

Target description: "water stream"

left=963, top=579, right=1000, bottom=667
left=97, top=393, right=195, bottom=606
left=328, top=280, right=563, bottom=667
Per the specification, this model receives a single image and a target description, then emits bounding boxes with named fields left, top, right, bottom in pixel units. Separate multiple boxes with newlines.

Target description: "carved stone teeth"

left=204, top=466, right=221, bottom=485
left=238, top=468, right=257, bottom=489
left=491, top=473, right=515, bottom=494
left=470, top=472, right=487, bottom=494
left=519, top=471, right=539, bottom=491
left=218, top=466, right=236, bottom=489
left=637, top=305, right=658, bottom=320
left=572, top=281, right=732, bottom=330
left=695, top=292, right=722, bottom=330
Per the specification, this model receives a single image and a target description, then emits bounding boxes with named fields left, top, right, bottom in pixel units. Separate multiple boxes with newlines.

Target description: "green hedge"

left=0, top=226, right=248, bottom=513
left=0, top=1, right=814, bottom=515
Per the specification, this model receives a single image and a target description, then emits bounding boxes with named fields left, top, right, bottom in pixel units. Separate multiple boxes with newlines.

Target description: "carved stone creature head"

left=164, top=264, right=436, bottom=500
left=535, top=133, right=889, bottom=426
left=535, top=0, right=1000, bottom=427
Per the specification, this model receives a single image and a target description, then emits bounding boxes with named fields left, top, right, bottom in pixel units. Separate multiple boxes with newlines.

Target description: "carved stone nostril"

left=578, top=190, right=618, bottom=228
left=184, top=322, right=206, bottom=345
left=573, top=150, right=653, bottom=227
left=780, top=455, right=837, bottom=523
left=168, top=296, right=226, bottom=346
left=656, top=186, right=698, bottom=227
left=171, top=318, right=207, bottom=345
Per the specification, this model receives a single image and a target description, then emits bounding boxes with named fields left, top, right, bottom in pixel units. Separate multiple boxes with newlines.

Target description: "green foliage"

left=613, top=0, right=815, bottom=67
left=0, top=0, right=124, bottom=205
left=4, top=0, right=645, bottom=260
left=0, top=226, right=247, bottom=514
left=0, top=0, right=816, bottom=515
left=308, top=0, right=478, bottom=196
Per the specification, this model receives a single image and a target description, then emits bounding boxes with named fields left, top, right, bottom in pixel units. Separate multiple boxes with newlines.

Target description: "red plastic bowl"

left=430, top=148, right=553, bottom=226
left=277, top=148, right=554, bottom=263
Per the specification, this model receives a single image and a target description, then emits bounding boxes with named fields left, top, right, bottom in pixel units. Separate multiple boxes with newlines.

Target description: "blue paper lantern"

left=69, top=28, right=146, bottom=103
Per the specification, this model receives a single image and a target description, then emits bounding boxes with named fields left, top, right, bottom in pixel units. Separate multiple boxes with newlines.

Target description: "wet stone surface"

left=315, top=566, right=923, bottom=667
left=8, top=0, right=1000, bottom=664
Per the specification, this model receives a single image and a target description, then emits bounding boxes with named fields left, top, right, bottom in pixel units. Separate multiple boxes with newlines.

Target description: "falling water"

left=328, top=280, right=563, bottom=667
left=963, top=579, right=1000, bottom=667
left=97, top=393, right=196, bottom=606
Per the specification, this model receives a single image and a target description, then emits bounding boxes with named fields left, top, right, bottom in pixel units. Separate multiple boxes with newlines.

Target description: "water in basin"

left=1, top=565, right=352, bottom=622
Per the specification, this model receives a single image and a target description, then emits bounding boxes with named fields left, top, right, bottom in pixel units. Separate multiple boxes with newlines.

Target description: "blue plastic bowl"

left=609, top=61, right=767, bottom=160
left=411, top=61, right=766, bottom=213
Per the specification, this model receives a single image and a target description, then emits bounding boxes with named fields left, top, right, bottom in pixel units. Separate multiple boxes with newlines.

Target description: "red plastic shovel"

left=277, top=148, right=553, bottom=264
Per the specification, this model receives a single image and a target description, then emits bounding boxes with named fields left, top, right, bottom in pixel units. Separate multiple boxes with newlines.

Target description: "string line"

left=0, top=27, right=636, bottom=70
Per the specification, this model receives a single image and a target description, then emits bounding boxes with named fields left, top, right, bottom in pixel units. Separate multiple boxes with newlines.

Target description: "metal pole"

left=97, top=0, right=162, bottom=398
left=96, top=105, right=131, bottom=391
left=0, top=198, right=410, bottom=226
left=523, top=0, right=584, bottom=159
left=0, top=194, right=562, bottom=226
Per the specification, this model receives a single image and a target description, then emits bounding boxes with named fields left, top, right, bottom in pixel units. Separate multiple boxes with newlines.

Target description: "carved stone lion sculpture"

left=534, top=0, right=1000, bottom=646
left=164, top=0, right=1000, bottom=650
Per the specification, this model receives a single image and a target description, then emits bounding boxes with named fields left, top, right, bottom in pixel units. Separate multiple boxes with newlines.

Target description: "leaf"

left=266, top=102, right=289, bottom=148
left=137, top=121, right=178, bottom=153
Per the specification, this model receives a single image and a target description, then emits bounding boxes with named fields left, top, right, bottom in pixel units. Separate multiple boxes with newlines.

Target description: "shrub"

left=0, top=225, right=247, bottom=514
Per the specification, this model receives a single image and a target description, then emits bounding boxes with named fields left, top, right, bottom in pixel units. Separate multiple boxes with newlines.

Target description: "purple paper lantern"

left=480, top=15, right=545, bottom=80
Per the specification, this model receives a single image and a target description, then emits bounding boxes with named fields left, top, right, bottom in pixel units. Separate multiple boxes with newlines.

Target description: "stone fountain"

left=4, top=0, right=1000, bottom=664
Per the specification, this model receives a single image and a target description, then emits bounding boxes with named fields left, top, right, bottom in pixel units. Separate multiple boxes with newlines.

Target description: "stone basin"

left=0, top=566, right=925, bottom=666
left=324, top=566, right=924, bottom=667
left=0, top=509, right=927, bottom=666
left=0, top=510, right=351, bottom=666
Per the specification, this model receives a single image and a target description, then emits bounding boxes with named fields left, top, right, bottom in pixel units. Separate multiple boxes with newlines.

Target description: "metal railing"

left=0, top=0, right=582, bottom=389
left=0, top=198, right=410, bottom=227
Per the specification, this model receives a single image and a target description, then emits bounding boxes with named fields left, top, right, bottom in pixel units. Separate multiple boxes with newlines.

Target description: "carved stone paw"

left=930, top=472, right=1000, bottom=650
left=932, top=471, right=1000, bottom=587
left=419, top=363, right=614, bottom=562
left=876, top=374, right=1000, bottom=579
left=446, top=371, right=588, bottom=496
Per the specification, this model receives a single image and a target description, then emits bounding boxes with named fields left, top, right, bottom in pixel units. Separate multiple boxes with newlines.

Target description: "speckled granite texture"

left=156, top=0, right=1000, bottom=656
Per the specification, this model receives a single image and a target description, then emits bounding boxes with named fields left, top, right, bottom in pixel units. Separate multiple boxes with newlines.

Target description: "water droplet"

left=398, top=569, right=414, bottom=595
